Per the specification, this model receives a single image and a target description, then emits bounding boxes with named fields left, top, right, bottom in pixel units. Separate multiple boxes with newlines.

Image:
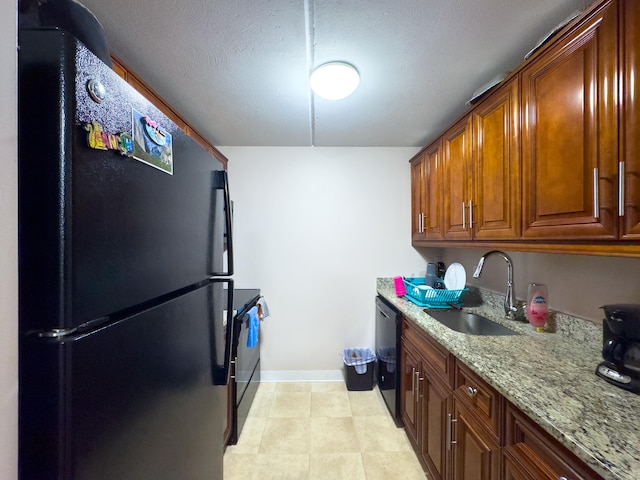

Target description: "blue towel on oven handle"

left=246, top=306, right=260, bottom=348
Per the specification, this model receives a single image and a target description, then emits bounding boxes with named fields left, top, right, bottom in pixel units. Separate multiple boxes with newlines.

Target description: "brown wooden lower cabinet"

left=400, top=337, right=421, bottom=446
left=401, top=318, right=453, bottom=479
left=450, top=362, right=502, bottom=480
left=504, top=404, right=602, bottom=480
left=451, top=401, right=501, bottom=480
left=401, top=318, right=601, bottom=480
left=422, top=376, right=449, bottom=480
left=503, top=443, right=556, bottom=480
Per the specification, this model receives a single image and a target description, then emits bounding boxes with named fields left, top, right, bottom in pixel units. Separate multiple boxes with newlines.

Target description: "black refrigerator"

left=18, top=29, right=234, bottom=480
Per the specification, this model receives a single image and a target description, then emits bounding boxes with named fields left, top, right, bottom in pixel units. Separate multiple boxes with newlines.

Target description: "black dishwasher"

left=375, top=296, right=403, bottom=427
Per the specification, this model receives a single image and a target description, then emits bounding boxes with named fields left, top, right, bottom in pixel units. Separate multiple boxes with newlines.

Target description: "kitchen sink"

left=425, top=309, right=518, bottom=336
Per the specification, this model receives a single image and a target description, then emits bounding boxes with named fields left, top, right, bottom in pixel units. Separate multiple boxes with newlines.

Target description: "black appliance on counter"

left=226, top=289, right=262, bottom=446
left=595, top=304, right=640, bottom=394
left=19, top=29, right=235, bottom=479
left=375, top=296, right=403, bottom=426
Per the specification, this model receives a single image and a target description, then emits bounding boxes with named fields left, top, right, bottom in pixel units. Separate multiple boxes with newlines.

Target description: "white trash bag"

left=342, top=348, right=376, bottom=374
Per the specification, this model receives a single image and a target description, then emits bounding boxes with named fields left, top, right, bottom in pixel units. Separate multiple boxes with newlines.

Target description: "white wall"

left=223, top=146, right=425, bottom=380
left=223, top=145, right=640, bottom=382
left=1, top=2, right=18, bottom=479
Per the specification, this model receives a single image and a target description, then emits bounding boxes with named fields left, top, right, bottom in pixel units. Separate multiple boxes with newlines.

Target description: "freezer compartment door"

left=20, top=280, right=234, bottom=480
left=18, top=29, right=232, bottom=333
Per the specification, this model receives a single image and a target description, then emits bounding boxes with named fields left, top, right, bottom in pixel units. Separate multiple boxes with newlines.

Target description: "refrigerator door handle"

left=212, top=281, right=235, bottom=385
left=208, top=170, right=234, bottom=277
left=211, top=170, right=234, bottom=277
left=223, top=170, right=234, bottom=276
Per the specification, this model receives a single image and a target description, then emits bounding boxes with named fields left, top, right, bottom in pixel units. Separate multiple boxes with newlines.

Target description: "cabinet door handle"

left=468, top=200, right=473, bottom=229
left=462, top=202, right=466, bottom=229
left=593, top=167, right=599, bottom=219
left=619, top=161, right=625, bottom=217
left=447, top=413, right=457, bottom=450
left=418, top=376, right=424, bottom=399
left=414, top=371, right=420, bottom=396
left=467, top=386, right=478, bottom=398
left=411, top=367, right=415, bottom=394
left=230, top=356, right=237, bottom=379
left=421, top=213, right=426, bottom=233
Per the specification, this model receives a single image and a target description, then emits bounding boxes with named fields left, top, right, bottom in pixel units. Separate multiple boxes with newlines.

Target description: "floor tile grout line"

left=224, top=381, right=426, bottom=479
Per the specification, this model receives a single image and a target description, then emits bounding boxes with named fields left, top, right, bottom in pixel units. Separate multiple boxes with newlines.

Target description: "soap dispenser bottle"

left=526, top=283, right=548, bottom=332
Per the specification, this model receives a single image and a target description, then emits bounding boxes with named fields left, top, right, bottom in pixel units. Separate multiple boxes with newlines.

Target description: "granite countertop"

left=376, top=278, right=640, bottom=480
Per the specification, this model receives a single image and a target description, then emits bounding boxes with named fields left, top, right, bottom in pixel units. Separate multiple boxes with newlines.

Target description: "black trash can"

left=343, top=348, right=375, bottom=391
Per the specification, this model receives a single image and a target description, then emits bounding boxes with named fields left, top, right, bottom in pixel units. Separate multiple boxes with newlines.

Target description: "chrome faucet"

left=473, top=250, right=524, bottom=321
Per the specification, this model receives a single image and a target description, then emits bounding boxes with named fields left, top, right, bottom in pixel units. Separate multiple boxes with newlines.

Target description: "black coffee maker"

left=595, top=304, right=640, bottom=393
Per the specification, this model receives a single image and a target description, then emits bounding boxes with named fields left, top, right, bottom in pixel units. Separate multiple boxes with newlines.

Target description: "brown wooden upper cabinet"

left=441, top=79, right=520, bottom=242
left=414, top=79, right=520, bottom=244
left=621, top=0, right=640, bottom=239
left=443, top=115, right=473, bottom=240
left=472, top=78, right=520, bottom=240
left=411, top=153, right=426, bottom=242
left=412, top=142, right=444, bottom=241
left=410, top=0, right=640, bottom=255
left=521, top=0, right=618, bottom=239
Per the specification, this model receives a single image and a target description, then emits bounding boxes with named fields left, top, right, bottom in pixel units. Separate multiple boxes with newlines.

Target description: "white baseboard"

left=260, top=370, right=345, bottom=383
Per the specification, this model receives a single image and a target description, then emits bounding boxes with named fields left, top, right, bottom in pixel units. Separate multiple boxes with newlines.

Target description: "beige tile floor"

left=224, top=382, right=427, bottom=480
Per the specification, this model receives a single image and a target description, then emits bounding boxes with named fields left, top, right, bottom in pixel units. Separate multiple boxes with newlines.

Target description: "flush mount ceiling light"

left=310, top=62, right=360, bottom=100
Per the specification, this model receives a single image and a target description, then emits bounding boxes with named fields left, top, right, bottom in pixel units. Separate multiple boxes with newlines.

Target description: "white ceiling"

left=79, top=0, right=595, bottom=147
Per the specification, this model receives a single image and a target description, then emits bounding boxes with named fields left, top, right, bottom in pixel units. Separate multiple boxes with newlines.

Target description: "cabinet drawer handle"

left=593, top=167, right=599, bottom=220
left=619, top=161, right=625, bottom=217
left=467, top=386, right=478, bottom=397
